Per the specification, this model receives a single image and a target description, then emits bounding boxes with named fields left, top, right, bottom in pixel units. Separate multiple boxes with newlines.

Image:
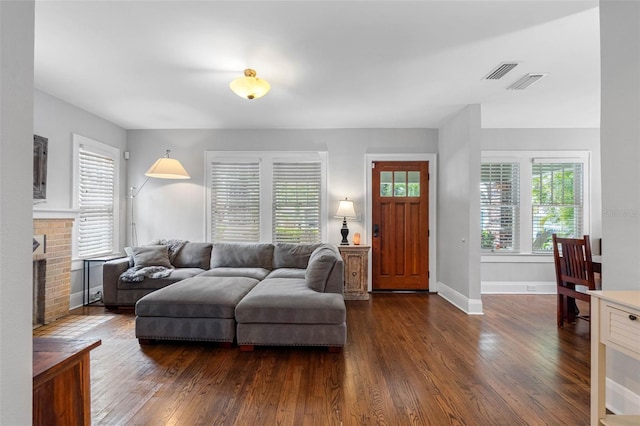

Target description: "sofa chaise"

left=102, top=242, right=346, bottom=351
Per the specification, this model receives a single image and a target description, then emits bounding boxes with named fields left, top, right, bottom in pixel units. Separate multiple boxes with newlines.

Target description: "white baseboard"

left=607, top=378, right=640, bottom=415
left=437, top=281, right=484, bottom=315
left=482, top=281, right=556, bottom=294
left=69, top=285, right=103, bottom=310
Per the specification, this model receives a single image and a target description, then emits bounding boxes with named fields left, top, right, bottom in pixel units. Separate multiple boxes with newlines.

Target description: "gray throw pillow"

left=131, top=245, right=173, bottom=268
left=305, top=246, right=338, bottom=292
left=124, top=240, right=162, bottom=267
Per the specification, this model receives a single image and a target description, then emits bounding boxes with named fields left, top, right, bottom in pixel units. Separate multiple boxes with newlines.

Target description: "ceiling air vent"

left=507, top=73, right=548, bottom=90
left=483, top=62, right=519, bottom=80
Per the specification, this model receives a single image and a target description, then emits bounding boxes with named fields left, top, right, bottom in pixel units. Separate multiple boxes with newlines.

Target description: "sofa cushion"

left=305, top=246, right=339, bottom=292
left=235, top=278, right=346, bottom=325
left=266, top=268, right=306, bottom=279
left=172, top=242, right=213, bottom=269
left=199, top=267, right=270, bottom=281
left=135, top=276, right=260, bottom=319
left=273, top=243, right=321, bottom=269
left=210, top=243, right=274, bottom=269
left=131, top=245, right=173, bottom=268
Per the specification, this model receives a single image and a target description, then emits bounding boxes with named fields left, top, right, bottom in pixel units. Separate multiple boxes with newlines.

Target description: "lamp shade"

left=335, top=199, right=357, bottom=219
left=144, top=151, right=190, bottom=179
left=229, top=69, right=271, bottom=100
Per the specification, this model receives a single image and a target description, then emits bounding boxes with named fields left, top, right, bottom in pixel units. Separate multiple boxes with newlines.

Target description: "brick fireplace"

left=33, top=209, right=77, bottom=324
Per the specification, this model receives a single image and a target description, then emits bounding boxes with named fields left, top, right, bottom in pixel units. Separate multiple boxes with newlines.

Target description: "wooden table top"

left=33, top=337, right=101, bottom=386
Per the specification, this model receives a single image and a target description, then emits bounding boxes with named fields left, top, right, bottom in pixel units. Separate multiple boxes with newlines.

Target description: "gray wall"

left=480, top=128, right=601, bottom=292
left=0, top=1, right=35, bottom=423
left=126, top=128, right=438, bottom=246
left=33, top=89, right=127, bottom=305
left=437, top=105, right=482, bottom=312
left=600, top=0, right=640, bottom=410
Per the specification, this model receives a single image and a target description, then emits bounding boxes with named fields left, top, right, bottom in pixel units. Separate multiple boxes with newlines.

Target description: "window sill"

left=482, top=254, right=553, bottom=263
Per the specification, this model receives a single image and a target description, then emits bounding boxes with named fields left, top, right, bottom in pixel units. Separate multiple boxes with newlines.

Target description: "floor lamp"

left=129, top=150, right=190, bottom=246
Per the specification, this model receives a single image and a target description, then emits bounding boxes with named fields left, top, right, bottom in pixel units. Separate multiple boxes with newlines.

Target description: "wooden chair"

left=552, top=234, right=601, bottom=328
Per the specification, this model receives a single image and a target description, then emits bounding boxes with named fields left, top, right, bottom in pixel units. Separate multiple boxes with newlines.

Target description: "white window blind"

left=480, top=163, right=520, bottom=252
left=272, top=161, right=322, bottom=243
left=532, top=162, right=583, bottom=252
left=210, top=162, right=260, bottom=242
left=78, top=148, right=115, bottom=257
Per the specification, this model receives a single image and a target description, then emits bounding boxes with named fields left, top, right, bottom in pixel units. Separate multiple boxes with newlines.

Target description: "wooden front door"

left=372, top=161, right=429, bottom=290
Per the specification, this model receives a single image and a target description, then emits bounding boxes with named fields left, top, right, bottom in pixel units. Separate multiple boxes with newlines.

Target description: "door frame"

left=364, top=153, right=438, bottom=293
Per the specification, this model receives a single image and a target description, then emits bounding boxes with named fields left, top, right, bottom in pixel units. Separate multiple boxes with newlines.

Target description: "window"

left=532, top=161, right=583, bottom=252
left=481, top=152, right=589, bottom=254
left=206, top=152, right=327, bottom=243
left=210, top=161, right=260, bottom=242
left=73, top=134, right=120, bottom=258
left=481, top=163, right=520, bottom=251
left=272, top=161, right=322, bottom=243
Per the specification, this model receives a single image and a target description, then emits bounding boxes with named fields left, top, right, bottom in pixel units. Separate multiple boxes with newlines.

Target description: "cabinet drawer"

left=602, top=302, right=640, bottom=359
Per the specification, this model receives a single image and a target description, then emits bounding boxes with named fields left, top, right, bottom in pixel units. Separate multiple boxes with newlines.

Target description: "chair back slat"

left=553, top=234, right=597, bottom=291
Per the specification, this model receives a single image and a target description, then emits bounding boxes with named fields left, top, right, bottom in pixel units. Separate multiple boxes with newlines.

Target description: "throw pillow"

left=124, top=240, right=163, bottom=267
left=305, top=246, right=337, bottom=292
left=131, top=245, right=173, bottom=269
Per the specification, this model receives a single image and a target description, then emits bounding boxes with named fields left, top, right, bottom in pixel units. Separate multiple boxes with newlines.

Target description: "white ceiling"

left=34, top=1, right=601, bottom=130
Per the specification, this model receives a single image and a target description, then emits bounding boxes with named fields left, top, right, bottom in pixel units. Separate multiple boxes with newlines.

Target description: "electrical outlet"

left=526, top=284, right=536, bottom=292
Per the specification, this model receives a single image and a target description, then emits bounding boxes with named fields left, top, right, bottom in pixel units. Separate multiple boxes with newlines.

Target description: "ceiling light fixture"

left=229, top=68, right=271, bottom=100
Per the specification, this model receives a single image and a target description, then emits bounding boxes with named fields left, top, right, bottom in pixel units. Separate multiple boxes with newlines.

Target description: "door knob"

left=373, top=224, right=379, bottom=238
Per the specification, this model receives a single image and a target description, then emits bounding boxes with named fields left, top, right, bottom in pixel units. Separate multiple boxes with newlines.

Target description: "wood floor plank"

left=55, top=294, right=593, bottom=425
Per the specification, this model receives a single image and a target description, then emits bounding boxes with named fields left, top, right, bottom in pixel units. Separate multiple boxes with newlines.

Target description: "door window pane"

left=408, top=171, right=420, bottom=197
left=380, top=172, right=393, bottom=197
left=394, top=171, right=406, bottom=197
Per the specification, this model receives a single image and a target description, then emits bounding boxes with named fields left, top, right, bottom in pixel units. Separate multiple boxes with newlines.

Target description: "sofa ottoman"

left=135, top=275, right=260, bottom=345
left=235, top=277, right=347, bottom=351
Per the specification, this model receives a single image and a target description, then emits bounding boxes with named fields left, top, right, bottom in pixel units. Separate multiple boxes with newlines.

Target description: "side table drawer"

left=602, top=302, right=640, bottom=359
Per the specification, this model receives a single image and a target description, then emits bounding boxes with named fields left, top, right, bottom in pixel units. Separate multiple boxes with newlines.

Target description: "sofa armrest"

left=306, top=244, right=344, bottom=295
left=324, top=257, right=344, bottom=295
left=102, top=257, right=130, bottom=305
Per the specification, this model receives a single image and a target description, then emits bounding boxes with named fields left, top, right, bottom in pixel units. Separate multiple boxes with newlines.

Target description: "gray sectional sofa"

left=102, top=242, right=346, bottom=351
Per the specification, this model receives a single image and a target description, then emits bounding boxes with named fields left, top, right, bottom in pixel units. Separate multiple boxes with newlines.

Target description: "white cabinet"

left=590, top=291, right=640, bottom=426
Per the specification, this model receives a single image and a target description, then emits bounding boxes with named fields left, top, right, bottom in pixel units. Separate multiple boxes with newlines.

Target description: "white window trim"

left=204, top=151, right=328, bottom=243
left=481, top=150, right=590, bottom=258
left=72, top=134, right=121, bottom=260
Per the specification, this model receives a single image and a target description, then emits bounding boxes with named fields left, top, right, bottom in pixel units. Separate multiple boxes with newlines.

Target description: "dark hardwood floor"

left=62, top=294, right=591, bottom=425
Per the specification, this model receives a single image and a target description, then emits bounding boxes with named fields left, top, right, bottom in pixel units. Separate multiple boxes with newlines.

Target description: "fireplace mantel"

left=33, top=208, right=79, bottom=220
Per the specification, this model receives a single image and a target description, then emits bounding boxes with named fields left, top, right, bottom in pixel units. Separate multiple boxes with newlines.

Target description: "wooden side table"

left=83, top=254, right=125, bottom=306
left=33, top=337, right=102, bottom=426
left=338, top=245, right=370, bottom=300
